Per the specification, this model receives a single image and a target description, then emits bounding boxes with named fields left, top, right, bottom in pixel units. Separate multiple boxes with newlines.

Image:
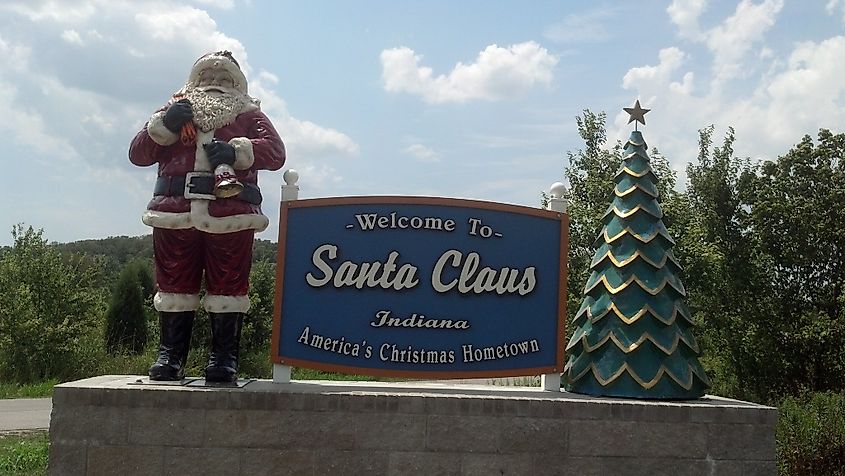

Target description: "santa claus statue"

left=129, top=51, right=285, bottom=382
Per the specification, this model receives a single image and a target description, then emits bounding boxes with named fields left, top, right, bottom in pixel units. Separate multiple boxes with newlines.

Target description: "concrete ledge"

left=49, top=376, right=777, bottom=475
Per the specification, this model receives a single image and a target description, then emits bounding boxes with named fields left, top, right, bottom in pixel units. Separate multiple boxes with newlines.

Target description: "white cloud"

left=618, top=0, right=794, bottom=177
left=543, top=7, right=619, bottom=44
left=404, top=144, right=440, bottom=162
left=61, top=29, right=83, bottom=45
left=827, top=0, right=845, bottom=21
left=755, top=36, right=845, bottom=138
left=617, top=33, right=845, bottom=186
left=667, top=0, right=708, bottom=40
left=706, top=0, right=783, bottom=86
left=0, top=34, right=31, bottom=73
left=2, top=1, right=97, bottom=24
left=190, top=0, right=235, bottom=9
left=251, top=74, right=359, bottom=159
left=622, top=47, right=687, bottom=91
left=82, top=113, right=114, bottom=133
left=670, top=72, right=695, bottom=95
left=666, top=0, right=784, bottom=91
left=298, top=164, right=344, bottom=189
left=381, top=41, right=558, bottom=104
left=0, top=78, right=81, bottom=163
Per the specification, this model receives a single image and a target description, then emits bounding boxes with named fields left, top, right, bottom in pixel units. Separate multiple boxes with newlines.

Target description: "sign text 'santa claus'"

left=305, top=244, right=537, bottom=296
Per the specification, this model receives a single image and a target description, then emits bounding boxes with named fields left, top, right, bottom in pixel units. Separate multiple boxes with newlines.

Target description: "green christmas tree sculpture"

left=563, top=101, right=710, bottom=399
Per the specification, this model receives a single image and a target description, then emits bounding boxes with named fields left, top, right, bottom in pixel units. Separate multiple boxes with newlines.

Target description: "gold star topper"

left=624, top=100, right=650, bottom=130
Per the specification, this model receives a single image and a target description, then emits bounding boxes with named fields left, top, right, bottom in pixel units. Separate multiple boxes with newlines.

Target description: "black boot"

left=205, top=312, right=243, bottom=383
left=149, top=311, right=195, bottom=381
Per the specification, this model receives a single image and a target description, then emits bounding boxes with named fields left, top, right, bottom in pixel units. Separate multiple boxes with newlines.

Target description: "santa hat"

left=187, top=51, right=248, bottom=94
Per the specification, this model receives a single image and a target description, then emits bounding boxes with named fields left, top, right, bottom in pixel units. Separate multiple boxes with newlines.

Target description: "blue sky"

left=1, top=0, right=843, bottom=245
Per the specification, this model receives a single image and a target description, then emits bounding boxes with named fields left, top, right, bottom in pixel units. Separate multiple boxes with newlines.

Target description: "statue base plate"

left=127, top=377, right=253, bottom=388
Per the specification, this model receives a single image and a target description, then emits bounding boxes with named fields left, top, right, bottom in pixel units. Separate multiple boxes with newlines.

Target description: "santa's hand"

left=163, top=99, right=194, bottom=133
left=204, top=139, right=236, bottom=168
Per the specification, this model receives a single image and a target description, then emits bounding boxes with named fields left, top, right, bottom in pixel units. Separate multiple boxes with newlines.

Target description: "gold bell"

left=213, top=164, right=244, bottom=198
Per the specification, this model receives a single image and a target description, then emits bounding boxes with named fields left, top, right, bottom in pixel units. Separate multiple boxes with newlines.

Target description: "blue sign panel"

left=272, top=197, right=568, bottom=378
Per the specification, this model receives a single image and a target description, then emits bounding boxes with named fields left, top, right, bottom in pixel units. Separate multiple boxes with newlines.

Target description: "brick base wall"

left=48, top=376, right=777, bottom=475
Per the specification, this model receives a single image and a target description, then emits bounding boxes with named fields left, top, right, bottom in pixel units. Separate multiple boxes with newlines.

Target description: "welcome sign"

left=271, top=197, right=568, bottom=378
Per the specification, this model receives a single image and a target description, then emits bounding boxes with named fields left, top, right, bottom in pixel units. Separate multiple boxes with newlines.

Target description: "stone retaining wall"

left=48, top=376, right=777, bottom=475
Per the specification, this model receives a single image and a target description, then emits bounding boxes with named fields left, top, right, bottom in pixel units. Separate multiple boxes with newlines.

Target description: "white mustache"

left=198, top=85, right=240, bottom=95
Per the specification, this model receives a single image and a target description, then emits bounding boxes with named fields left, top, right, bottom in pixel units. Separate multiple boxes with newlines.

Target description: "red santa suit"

left=129, top=97, right=285, bottom=314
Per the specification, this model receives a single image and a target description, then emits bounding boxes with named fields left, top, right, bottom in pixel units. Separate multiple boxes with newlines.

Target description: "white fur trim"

left=204, top=294, right=251, bottom=313
left=147, top=111, right=180, bottom=146
left=141, top=200, right=267, bottom=233
left=194, top=130, right=215, bottom=172
left=189, top=200, right=269, bottom=234
left=143, top=210, right=193, bottom=229
left=155, top=292, right=201, bottom=312
left=229, top=137, right=254, bottom=170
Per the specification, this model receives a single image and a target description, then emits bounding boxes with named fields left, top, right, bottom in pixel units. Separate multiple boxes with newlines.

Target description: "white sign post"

left=273, top=169, right=299, bottom=384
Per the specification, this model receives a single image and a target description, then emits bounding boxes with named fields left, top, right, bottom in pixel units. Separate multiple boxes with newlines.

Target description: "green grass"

left=0, top=431, right=48, bottom=476
left=0, top=382, right=56, bottom=400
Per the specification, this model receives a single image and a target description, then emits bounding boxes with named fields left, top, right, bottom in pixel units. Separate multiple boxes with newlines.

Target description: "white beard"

left=183, top=87, right=252, bottom=132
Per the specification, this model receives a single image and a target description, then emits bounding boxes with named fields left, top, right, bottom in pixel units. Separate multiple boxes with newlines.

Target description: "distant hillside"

left=55, top=235, right=278, bottom=267
left=57, top=235, right=154, bottom=267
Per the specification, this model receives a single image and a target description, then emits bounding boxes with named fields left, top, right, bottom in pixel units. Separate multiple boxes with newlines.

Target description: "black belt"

left=154, top=175, right=263, bottom=205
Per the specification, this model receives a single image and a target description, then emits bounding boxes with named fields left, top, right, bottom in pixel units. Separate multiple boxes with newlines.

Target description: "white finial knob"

left=283, top=169, right=299, bottom=186
left=549, top=182, right=567, bottom=199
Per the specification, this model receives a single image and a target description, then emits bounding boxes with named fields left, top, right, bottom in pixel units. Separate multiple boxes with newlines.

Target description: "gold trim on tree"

left=575, top=328, right=700, bottom=355
left=615, top=166, right=657, bottom=179
left=583, top=274, right=686, bottom=297
left=574, top=301, right=694, bottom=326
left=567, top=361, right=706, bottom=391
left=590, top=248, right=682, bottom=270
left=614, top=182, right=658, bottom=198
left=601, top=225, right=676, bottom=245
left=603, top=203, right=664, bottom=219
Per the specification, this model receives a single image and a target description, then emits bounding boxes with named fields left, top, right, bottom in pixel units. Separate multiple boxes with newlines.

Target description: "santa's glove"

left=162, top=99, right=194, bottom=133
left=204, top=139, right=236, bottom=169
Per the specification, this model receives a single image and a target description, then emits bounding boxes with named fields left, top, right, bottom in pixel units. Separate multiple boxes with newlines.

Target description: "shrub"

left=104, top=264, right=148, bottom=354
left=0, top=225, right=104, bottom=383
left=777, top=391, right=845, bottom=475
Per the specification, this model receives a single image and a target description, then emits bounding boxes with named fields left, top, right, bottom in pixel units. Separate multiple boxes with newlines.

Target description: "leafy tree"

left=57, top=235, right=153, bottom=290
left=58, top=235, right=153, bottom=267
left=125, top=258, right=155, bottom=301
left=244, top=260, right=276, bottom=357
left=745, top=129, right=845, bottom=396
left=561, top=111, right=624, bottom=325
left=680, top=127, right=845, bottom=401
left=679, top=126, right=766, bottom=399
left=253, top=239, right=278, bottom=264
left=238, top=261, right=277, bottom=378
left=104, top=264, right=148, bottom=354
left=0, top=225, right=104, bottom=383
